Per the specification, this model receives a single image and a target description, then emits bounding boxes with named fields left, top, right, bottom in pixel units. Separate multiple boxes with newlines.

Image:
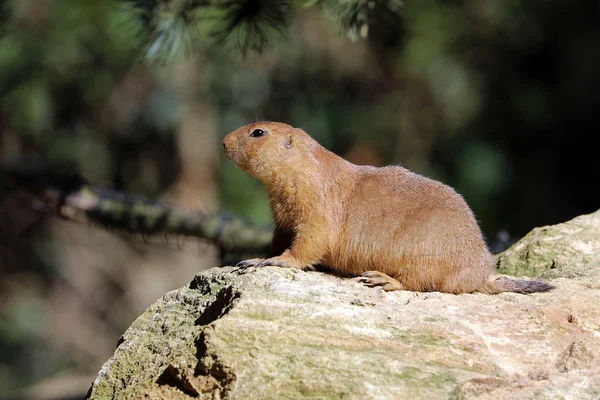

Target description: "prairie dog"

left=223, top=122, right=553, bottom=294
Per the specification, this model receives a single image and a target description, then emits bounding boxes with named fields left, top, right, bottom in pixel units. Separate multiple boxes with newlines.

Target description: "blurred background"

left=0, top=0, right=599, bottom=398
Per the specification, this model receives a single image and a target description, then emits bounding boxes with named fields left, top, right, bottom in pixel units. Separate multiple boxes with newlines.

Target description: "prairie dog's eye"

left=250, top=129, right=265, bottom=137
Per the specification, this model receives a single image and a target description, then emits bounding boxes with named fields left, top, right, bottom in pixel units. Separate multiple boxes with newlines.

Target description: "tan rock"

left=88, top=211, right=600, bottom=399
left=496, top=209, right=600, bottom=281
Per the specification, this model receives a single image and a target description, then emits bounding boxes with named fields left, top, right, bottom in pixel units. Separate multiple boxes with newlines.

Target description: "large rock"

left=88, top=211, right=600, bottom=399
left=496, top=209, right=600, bottom=283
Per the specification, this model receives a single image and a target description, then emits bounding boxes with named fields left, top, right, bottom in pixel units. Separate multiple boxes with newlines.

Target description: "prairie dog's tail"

left=480, top=276, right=555, bottom=294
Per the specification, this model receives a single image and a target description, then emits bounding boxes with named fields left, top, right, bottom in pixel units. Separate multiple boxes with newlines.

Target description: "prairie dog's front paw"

left=256, top=255, right=314, bottom=270
left=235, top=258, right=264, bottom=267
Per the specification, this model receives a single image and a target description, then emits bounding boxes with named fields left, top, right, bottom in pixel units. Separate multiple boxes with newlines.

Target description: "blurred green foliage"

left=1, top=0, right=600, bottom=395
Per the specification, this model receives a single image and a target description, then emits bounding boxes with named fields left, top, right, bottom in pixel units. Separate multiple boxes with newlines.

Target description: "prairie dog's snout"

left=222, top=135, right=236, bottom=161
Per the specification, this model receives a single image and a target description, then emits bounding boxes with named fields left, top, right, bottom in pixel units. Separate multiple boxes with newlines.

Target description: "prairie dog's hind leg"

left=359, top=271, right=404, bottom=292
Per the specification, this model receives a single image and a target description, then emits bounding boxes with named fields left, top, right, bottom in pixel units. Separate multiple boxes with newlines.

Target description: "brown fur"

left=223, top=122, right=554, bottom=294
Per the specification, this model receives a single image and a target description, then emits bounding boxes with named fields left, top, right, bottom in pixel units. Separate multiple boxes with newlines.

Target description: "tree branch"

left=1, top=161, right=273, bottom=255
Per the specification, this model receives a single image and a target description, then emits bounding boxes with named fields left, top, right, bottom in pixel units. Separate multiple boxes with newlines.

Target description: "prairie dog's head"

left=223, top=121, right=313, bottom=184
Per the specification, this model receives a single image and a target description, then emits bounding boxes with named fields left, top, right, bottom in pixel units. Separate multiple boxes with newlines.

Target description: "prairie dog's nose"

left=223, top=135, right=234, bottom=160
left=223, top=135, right=231, bottom=152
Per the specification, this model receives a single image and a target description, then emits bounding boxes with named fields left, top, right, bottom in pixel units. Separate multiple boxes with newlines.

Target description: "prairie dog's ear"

left=284, top=134, right=294, bottom=149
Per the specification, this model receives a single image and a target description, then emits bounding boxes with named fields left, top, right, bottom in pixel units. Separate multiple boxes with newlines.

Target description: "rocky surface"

left=497, top=210, right=600, bottom=285
left=88, top=210, right=600, bottom=399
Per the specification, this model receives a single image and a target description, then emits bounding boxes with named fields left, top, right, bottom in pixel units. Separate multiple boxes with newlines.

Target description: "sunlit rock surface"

left=88, top=210, right=600, bottom=399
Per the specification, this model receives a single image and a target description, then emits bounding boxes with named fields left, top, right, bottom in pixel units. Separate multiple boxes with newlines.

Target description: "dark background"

left=0, top=0, right=598, bottom=397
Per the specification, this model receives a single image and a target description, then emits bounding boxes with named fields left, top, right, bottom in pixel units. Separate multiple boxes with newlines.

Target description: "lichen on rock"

left=496, top=209, right=600, bottom=282
left=88, top=211, right=600, bottom=399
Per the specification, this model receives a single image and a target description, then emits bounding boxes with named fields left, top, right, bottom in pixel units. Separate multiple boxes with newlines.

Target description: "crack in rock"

left=556, top=340, right=594, bottom=373
left=156, top=365, right=200, bottom=398
left=192, top=285, right=240, bottom=397
left=195, top=285, right=241, bottom=326
left=194, top=331, right=236, bottom=398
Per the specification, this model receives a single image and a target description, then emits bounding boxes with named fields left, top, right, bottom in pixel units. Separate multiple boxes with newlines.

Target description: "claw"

left=257, top=259, right=288, bottom=268
left=256, top=260, right=271, bottom=268
left=235, top=258, right=262, bottom=268
left=360, top=277, right=390, bottom=286
left=245, top=254, right=314, bottom=270
left=358, top=270, right=404, bottom=291
left=362, top=271, right=382, bottom=278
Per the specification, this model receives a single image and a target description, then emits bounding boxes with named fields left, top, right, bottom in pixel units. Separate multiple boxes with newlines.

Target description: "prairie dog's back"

left=328, top=166, right=493, bottom=289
